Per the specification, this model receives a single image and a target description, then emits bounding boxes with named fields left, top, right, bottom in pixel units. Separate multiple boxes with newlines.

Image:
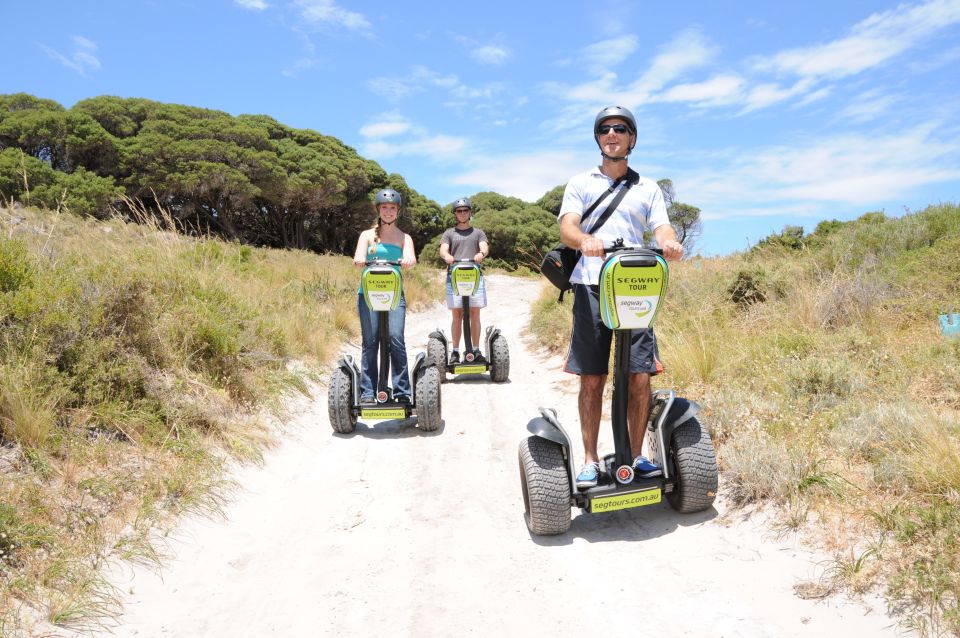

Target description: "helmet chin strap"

left=600, top=151, right=630, bottom=162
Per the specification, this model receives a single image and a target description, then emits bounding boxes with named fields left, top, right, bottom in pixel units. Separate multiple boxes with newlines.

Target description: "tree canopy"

left=421, top=191, right=559, bottom=271
left=0, top=93, right=440, bottom=254
left=1, top=92, right=701, bottom=262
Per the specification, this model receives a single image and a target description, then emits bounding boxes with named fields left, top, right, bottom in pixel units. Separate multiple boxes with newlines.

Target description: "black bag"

left=540, top=245, right=579, bottom=292
left=539, top=168, right=639, bottom=300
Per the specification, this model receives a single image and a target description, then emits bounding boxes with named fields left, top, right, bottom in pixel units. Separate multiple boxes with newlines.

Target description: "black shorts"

left=564, top=284, right=663, bottom=376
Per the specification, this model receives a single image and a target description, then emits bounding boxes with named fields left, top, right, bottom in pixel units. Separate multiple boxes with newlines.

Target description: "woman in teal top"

left=352, top=189, right=417, bottom=404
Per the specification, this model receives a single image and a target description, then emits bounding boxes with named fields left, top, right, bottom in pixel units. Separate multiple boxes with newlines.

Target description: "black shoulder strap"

left=585, top=168, right=639, bottom=235
left=557, top=168, right=640, bottom=304
left=578, top=178, right=620, bottom=227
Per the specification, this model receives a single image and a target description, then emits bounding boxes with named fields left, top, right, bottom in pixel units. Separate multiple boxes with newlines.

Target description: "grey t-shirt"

left=441, top=227, right=488, bottom=260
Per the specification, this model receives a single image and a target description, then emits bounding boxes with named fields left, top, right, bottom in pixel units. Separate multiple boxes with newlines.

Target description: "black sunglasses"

left=598, top=124, right=630, bottom=135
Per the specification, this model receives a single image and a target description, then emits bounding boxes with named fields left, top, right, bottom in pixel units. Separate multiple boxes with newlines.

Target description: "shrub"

left=727, top=267, right=768, bottom=307
left=0, top=239, right=34, bottom=293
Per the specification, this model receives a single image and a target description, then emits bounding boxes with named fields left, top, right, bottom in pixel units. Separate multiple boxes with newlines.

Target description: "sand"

left=70, top=275, right=899, bottom=638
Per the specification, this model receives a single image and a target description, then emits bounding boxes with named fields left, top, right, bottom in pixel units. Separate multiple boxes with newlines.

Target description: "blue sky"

left=2, top=0, right=959, bottom=255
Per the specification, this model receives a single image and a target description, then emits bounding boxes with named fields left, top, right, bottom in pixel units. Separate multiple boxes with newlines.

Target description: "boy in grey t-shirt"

left=439, top=197, right=490, bottom=363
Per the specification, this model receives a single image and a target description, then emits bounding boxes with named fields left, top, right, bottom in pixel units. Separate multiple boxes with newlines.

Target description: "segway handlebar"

left=447, top=258, right=483, bottom=272
left=602, top=239, right=663, bottom=256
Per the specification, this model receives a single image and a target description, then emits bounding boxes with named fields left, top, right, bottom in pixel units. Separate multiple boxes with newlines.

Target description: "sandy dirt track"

left=71, top=274, right=901, bottom=638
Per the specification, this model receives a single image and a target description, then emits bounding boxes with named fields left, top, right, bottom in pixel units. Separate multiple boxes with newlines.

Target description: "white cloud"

left=796, top=87, right=833, bottom=107
left=294, top=0, right=370, bottom=31
left=367, top=66, right=460, bottom=100
left=363, top=135, right=470, bottom=161
left=451, top=82, right=506, bottom=100
left=659, top=74, right=745, bottom=107
left=681, top=123, right=960, bottom=222
left=42, top=35, right=100, bottom=76
left=740, top=78, right=816, bottom=113
left=839, top=90, right=901, bottom=123
left=632, top=29, right=717, bottom=91
left=281, top=57, right=320, bottom=77
left=235, top=0, right=269, bottom=9
left=548, top=2, right=960, bottom=119
left=449, top=151, right=586, bottom=202
left=359, top=113, right=412, bottom=138
left=471, top=45, right=510, bottom=65
left=752, top=0, right=960, bottom=79
left=544, top=29, right=720, bottom=110
left=583, top=35, right=638, bottom=71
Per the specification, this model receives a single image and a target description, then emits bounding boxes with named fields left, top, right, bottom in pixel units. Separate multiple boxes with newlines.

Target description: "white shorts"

left=445, top=275, right=487, bottom=309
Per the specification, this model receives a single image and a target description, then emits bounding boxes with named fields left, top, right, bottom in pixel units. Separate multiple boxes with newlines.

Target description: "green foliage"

left=755, top=224, right=806, bottom=251
left=0, top=147, right=58, bottom=204
left=2, top=94, right=447, bottom=254
left=424, top=191, right=559, bottom=270
left=536, top=184, right=565, bottom=215
left=33, top=167, right=123, bottom=217
left=669, top=202, right=702, bottom=249
left=0, top=238, right=34, bottom=293
left=526, top=200, right=960, bottom=633
left=727, top=267, right=769, bottom=307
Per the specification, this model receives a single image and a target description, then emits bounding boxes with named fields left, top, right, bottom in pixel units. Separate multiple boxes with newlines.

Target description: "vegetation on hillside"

left=1, top=92, right=702, bottom=272
left=0, top=204, right=439, bottom=635
left=529, top=202, right=960, bottom=636
left=0, top=93, right=444, bottom=254
left=420, top=191, right=559, bottom=272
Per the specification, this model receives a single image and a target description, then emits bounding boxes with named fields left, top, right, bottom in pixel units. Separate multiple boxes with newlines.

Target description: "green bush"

left=0, top=239, right=34, bottom=293
left=727, top=267, right=769, bottom=307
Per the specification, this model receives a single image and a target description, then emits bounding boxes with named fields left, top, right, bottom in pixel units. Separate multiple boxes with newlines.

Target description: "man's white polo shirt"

left=558, top=166, right=670, bottom=286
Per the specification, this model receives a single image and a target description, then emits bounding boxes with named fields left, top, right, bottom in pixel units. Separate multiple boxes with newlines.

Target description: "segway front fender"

left=484, top=326, right=501, bottom=356
left=655, top=397, right=700, bottom=481
left=527, top=408, right=580, bottom=495
left=336, top=355, right=361, bottom=405
left=526, top=416, right=569, bottom=448
left=661, top=398, right=700, bottom=439
left=410, top=351, right=429, bottom=380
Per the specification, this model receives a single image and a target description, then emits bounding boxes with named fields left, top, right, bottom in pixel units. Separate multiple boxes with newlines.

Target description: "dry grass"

left=0, top=203, right=440, bottom=634
left=526, top=203, right=960, bottom=635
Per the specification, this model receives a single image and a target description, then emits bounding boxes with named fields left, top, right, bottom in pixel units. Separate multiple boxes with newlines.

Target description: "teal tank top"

left=367, top=242, right=403, bottom=261
left=357, top=242, right=404, bottom=294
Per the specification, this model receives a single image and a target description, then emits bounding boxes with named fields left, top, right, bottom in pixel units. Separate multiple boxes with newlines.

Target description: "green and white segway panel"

left=361, top=263, right=402, bottom=311
left=599, top=250, right=669, bottom=330
left=451, top=262, right=481, bottom=297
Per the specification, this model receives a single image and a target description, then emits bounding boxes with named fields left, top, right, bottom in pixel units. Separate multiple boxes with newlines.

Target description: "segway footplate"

left=587, top=486, right=662, bottom=513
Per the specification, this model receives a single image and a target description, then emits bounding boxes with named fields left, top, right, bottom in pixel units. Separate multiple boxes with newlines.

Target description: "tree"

left=420, top=191, right=559, bottom=270
left=536, top=184, right=565, bottom=215
left=657, top=178, right=701, bottom=253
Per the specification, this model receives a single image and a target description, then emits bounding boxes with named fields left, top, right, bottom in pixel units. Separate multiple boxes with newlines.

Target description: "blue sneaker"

left=576, top=462, right=600, bottom=488
left=633, top=455, right=662, bottom=478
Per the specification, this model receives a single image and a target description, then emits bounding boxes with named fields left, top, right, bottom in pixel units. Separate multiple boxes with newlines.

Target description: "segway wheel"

left=518, top=436, right=571, bottom=535
left=490, top=333, right=510, bottom=383
left=415, top=365, right=442, bottom=432
left=328, top=367, right=356, bottom=434
left=426, top=336, right=447, bottom=382
left=666, top=417, right=718, bottom=513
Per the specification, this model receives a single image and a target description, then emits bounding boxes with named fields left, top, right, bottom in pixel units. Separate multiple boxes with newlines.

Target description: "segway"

left=328, top=259, right=442, bottom=433
left=518, top=241, right=717, bottom=535
left=427, top=259, right=509, bottom=382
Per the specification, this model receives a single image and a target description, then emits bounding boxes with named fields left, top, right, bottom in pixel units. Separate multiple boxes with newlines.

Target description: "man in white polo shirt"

left=558, top=106, right=685, bottom=488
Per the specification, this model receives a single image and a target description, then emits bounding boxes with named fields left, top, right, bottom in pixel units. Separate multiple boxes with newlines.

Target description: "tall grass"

left=0, top=204, right=440, bottom=634
left=527, top=202, right=960, bottom=635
